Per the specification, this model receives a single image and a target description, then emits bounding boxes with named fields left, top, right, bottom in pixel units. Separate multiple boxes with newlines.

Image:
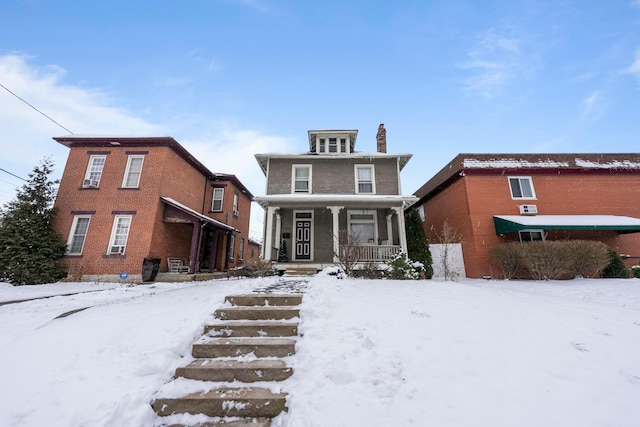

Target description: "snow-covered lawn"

left=0, top=275, right=639, bottom=427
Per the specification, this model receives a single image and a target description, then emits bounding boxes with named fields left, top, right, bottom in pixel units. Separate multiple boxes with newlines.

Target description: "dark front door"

left=295, top=216, right=312, bottom=260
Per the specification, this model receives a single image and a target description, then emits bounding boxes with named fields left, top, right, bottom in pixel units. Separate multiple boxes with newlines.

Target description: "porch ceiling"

left=161, top=196, right=237, bottom=232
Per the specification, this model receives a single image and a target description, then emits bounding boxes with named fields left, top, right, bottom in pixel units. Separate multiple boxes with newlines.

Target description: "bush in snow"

left=601, top=249, right=630, bottom=279
left=489, top=242, right=524, bottom=279
left=632, top=265, right=640, bottom=279
left=384, top=252, right=424, bottom=280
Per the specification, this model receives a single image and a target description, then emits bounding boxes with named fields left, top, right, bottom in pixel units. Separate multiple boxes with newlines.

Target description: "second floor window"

left=509, top=177, right=535, bottom=199
left=355, top=165, right=375, bottom=194
left=83, top=155, right=105, bottom=188
left=67, top=215, right=91, bottom=255
left=233, top=193, right=239, bottom=216
left=212, top=188, right=224, bottom=211
left=122, top=155, right=144, bottom=188
left=293, top=165, right=311, bottom=193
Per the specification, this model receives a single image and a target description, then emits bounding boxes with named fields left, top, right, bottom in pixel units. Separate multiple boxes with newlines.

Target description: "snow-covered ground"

left=0, top=274, right=639, bottom=427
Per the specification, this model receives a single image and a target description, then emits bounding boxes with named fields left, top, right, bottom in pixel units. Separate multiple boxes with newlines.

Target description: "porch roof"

left=493, top=215, right=640, bottom=235
left=160, top=197, right=237, bottom=232
left=253, top=193, right=418, bottom=209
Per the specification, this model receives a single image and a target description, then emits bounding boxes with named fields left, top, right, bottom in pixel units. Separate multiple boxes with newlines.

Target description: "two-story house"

left=413, top=153, right=640, bottom=278
left=254, top=125, right=418, bottom=273
left=53, top=135, right=253, bottom=281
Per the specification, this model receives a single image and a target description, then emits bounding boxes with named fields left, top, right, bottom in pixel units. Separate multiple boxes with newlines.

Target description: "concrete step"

left=192, top=338, right=296, bottom=358
left=205, top=321, right=298, bottom=338
left=152, top=387, right=287, bottom=418
left=164, top=420, right=271, bottom=427
left=225, top=294, right=303, bottom=307
left=176, top=359, right=293, bottom=382
left=215, top=306, right=299, bottom=321
left=283, top=268, right=317, bottom=276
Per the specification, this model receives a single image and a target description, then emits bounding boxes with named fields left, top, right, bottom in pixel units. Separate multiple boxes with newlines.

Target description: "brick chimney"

left=376, top=123, right=387, bottom=153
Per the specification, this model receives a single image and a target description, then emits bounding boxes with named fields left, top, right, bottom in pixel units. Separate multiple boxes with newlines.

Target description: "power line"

left=0, top=167, right=27, bottom=182
left=0, top=82, right=74, bottom=134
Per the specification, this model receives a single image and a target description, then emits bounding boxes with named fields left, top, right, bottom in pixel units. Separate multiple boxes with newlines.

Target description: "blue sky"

left=1, top=0, right=640, bottom=237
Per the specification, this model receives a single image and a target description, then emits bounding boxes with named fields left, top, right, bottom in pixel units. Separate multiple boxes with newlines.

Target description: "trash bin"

left=142, top=257, right=161, bottom=282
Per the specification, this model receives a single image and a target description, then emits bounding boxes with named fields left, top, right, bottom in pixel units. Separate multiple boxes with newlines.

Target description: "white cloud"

left=579, top=91, right=605, bottom=122
left=627, top=49, right=640, bottom=79
left=459, top=28, right=526, bottom=100
left=0, top=54, right=165, bottom=205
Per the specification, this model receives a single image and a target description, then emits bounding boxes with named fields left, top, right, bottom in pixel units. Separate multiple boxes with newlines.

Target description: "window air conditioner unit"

left=233, top=210, right=239, bottom=217
left=519, top=204, right=538, bottom=215
left=110, top=246, right=124, bottom=255
left=83, top=179, right=99, bottom=188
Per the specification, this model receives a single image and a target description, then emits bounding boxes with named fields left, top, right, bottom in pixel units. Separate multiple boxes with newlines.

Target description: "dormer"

left=308, top=129, right=358, bottom=154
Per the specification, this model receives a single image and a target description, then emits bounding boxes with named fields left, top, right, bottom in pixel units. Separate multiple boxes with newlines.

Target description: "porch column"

left=328, top=206, right=343, bottom=263
left=188, top=221, right=202, bottom=274
left=264, top=206, right=276, bottom=261
left=386, top=213, right=393, bottom=244
left=274, top=209, right=282, bottom=254
left=392, top=207, right=408, bottom=253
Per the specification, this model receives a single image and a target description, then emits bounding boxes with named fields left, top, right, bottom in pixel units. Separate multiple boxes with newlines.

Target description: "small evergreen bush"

left=631, top=265, right=640, bottom=278
left=601, top=249, right=629, bottom=278
left=384, top=252, right=424, bottom=280
left=405, top=209, right=433, bottom=279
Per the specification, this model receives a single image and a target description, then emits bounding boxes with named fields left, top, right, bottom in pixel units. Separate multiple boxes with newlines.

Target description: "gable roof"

left=414, top=153, right=640, bottom=204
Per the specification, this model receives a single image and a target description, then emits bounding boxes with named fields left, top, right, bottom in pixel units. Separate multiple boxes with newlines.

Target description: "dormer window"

left=310, top=130, right=356, bottom=154
left=329, top=138, right=338, bottom=153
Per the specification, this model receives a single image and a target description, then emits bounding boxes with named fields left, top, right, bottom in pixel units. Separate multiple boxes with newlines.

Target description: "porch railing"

left=339, top=244, right=401, bottom=262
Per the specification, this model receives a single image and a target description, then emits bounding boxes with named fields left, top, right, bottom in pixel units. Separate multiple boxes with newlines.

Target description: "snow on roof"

left=574, top=159, right=640, bottom=169
left=253, top=193, right=418, bottom=208
left=463, top=158, right=570, bottom=168
left=160, top=197, right=237, bottom=232
left=494, top=215, right=640, bottom=226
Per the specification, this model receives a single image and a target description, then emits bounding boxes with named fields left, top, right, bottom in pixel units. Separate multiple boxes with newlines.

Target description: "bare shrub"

left=521, top=241, right=570, bottom=280
left=489, top=242, right=523, bottom=279
left=432, top=220, right=463, bottom=281
left=563, top=240, right=610, bottom=278
left=246, top=257, right=277, bottom=277
left=334, top=230, right=364, bottom=278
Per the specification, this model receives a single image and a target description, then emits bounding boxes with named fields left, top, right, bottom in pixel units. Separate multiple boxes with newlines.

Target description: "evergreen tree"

left=277, top=240, right=289, bottom=262
left=405, top=209, right=433, bottom=279
left=601, top=249, right=629, bottom=278
left=0, top=158, right=67, bottom=285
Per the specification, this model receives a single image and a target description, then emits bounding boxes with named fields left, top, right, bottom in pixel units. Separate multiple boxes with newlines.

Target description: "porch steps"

left=152, top=293, right=302, bottom=426
left=283, top=267, right=318, bottom=276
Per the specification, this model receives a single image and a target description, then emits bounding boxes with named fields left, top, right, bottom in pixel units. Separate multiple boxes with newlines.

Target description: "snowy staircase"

left=152, top=293, right=302, bottom=426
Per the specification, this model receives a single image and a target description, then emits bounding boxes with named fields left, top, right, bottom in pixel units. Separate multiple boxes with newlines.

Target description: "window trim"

left=292, top=164, right=312, bottom=194
left=354, top=165, right=376, bottom=194
left=519, top=229, right=545, bottom=243
left=122, top=155, right=144, bottom=188
left=83, top=155, right=106, bottom=188
left=239, top=237, right=245, bottom=261
left=107, top=215, right=132, bottom=256
left=508, top=176, right=536, bottom=199
left=67, top=215, right=91, bottom=255
left=347, top=210, right=378, bottom=244
left=212, top=187, right=224, bottom=212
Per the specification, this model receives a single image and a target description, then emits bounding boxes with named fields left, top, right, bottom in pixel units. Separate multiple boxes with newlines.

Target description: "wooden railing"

left=339, top=244, right=401, bottom=262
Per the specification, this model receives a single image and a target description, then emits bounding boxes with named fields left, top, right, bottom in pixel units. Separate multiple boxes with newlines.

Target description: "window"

left=228, top=234, right=235, bottom=259
left=67, top=216, right=91, bottom=255
left=329, top=138, right=338, bottom=153
left=348, top=210, right=377, bottom=244
left=519, top=230, right=544, bottom=242
left=509, top=177, right=535, bottom=199
left=340, top=138, right=347, bottom=153
left=355, top=165, right=375, bottom=194
left=83, top=155, right=106, bottom=187
left=239, top=237, right=245, bottom=260
left=108, top=215, right=132, bottom=255
left=122, top=155, right=144, bottom=188
left=212, top=187, right=224, bottom=211
left=292, top=165, right=312, bottom=193
left=319, top=138, right=326, bottom=153
left=233, top=193, right=239, bottom=216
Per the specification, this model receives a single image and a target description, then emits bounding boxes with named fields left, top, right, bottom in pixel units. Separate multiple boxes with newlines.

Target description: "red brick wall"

left=421, top=172, right=640, bottom=278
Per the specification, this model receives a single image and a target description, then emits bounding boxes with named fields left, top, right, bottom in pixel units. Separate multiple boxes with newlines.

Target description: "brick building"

left=53, top=135, right=253, bottom=281
left=413, top=153, right=640, bottom=278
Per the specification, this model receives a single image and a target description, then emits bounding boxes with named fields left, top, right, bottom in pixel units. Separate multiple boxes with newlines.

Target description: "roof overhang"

left=253, top=194, right=418, bottom=209
left=493, top=215, right=640, bottom=235
left=254, top=152, right=413, bottom=174
left=161, top=197, right=237, bottom=232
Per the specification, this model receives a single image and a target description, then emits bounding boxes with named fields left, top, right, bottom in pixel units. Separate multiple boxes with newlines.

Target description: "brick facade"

left=415, top=154, right=640, bottom=278
left=53, top=136, right=253, bottom=280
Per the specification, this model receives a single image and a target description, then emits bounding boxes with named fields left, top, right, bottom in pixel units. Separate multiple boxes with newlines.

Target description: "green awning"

left=493, top=215, right=640, bottom=235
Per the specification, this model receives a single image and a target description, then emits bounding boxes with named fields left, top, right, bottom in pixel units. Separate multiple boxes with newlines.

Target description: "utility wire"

left=0, top=82, right=74, bottom=134
left=0, top=167, right=27, bottom=182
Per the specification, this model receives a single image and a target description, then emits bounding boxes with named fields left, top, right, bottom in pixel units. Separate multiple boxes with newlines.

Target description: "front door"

left=294, top=211, right=313, bottom=260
